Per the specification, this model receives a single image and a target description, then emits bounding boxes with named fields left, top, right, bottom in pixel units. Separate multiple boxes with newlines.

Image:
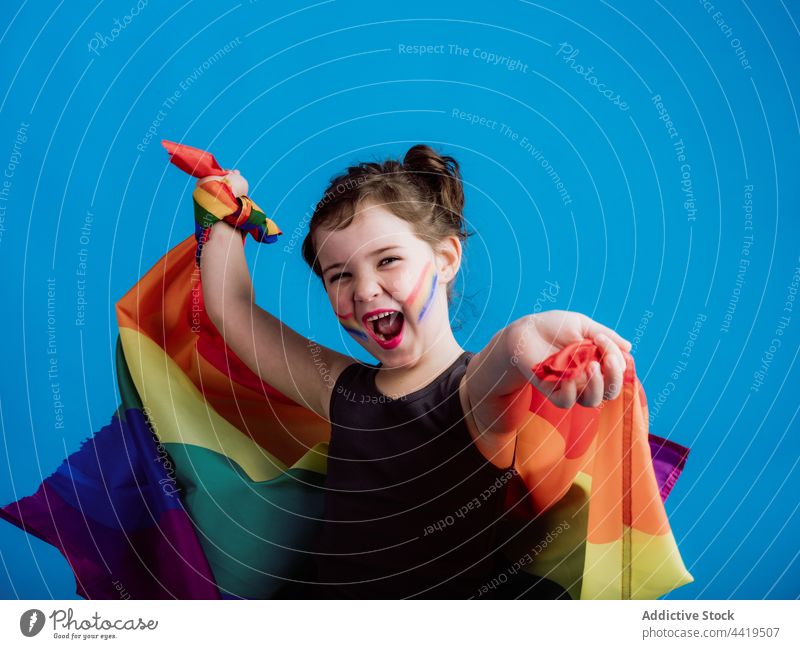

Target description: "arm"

left=200, top=219, right=353, bottom=419
left=200, top=219, right=254, bottom=308
left=458, top=325, right=533, bottom=469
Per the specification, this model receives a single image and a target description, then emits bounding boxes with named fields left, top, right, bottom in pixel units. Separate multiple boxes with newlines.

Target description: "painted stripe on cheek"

left=417, top=272, right=438, bottom=323
left=404, top=261, right=432, bottom=307
left=403, top=262, right=437, bottom=323
left=336, top=312, right=368, bottom=340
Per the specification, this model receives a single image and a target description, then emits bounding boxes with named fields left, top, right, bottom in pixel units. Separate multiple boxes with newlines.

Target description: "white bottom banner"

left=1, top=599, right=797, bottom=647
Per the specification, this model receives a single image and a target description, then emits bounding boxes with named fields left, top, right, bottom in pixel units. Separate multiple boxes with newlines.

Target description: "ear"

left=434, top=235, right=462, bottom=286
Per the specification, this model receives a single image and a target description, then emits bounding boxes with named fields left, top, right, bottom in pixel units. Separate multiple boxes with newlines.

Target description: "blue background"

left=1, top=0, right=798, bottom=599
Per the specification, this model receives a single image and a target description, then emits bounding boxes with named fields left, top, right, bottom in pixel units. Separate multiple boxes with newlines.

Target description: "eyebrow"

left=322, top=246, right=401, bottom=276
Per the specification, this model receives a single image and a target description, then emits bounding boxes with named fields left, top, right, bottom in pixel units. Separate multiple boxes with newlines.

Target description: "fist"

left=509, top=310, right=632, bottom=409
left=197, top=169, right=249, bottom=198
left=225, top=169, right=249, bottom=198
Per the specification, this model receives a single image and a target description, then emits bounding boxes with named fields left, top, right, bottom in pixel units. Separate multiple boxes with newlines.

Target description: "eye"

left=328, top=272, right=350, bottom=284
left=328, top=258, right=398, bottom=283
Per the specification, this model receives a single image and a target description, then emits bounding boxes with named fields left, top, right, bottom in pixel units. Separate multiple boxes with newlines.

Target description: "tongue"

left=376, top=312, right=403, bottom=337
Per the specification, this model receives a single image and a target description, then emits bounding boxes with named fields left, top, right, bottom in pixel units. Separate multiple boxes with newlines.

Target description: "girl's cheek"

left=401, top=261, right=439, bottom=324
left=330, top=291, right=368, bottom=340
left=330, top=291, right=349, bottom=315
left=386, top=269, right=412, bottom=303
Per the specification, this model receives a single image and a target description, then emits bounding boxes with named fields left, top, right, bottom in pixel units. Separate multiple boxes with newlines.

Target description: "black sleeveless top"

left=311, top=351, right=514, bottom=599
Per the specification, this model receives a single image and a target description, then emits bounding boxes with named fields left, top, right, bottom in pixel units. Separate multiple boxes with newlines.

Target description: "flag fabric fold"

left=503, top=341, right=693, bottom=599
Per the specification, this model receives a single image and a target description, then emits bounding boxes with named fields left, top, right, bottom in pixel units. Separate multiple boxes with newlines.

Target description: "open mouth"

left=362, top=310, right=405, bottom=349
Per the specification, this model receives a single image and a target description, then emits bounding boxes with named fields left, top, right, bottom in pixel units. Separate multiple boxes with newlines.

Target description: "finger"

left=576, top=361, right=604, bottom=408
left=530, top=374, right=573, bottom=409
left=584, top=318, right=632, bottom=352
left=550, top=379, right=577, bottom=409
left=594, top=334, right=625, bottom=400
left=529, top=375, right=559, bottom=403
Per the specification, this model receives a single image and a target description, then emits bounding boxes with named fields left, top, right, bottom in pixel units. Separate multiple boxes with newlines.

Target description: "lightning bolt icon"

left=28, top=611, right=38, bottom=632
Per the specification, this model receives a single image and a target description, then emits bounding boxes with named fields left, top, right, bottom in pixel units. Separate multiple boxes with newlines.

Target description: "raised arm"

left=199, top=218, right=353, bottom=419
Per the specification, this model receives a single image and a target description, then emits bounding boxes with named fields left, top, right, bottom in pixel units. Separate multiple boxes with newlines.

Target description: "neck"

left=375, top=314, right=464, bottom=394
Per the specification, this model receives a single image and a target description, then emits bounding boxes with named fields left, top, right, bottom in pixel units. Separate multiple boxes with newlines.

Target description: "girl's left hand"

left=197, top=169, right=249, bottom=198
left=225, top=169, right=249, bottom=198
left=509, top=310, right=632, bottom=409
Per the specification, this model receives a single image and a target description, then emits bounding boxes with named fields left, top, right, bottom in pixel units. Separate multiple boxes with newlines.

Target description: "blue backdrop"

left=1, top=0, right=798, bottom=599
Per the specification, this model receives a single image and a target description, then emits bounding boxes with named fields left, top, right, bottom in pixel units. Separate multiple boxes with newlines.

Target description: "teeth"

left=365, top=311, right=396, bottom=322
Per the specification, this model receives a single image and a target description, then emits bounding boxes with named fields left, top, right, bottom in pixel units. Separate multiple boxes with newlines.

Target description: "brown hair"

left=301, top=144, right=470, bottom=301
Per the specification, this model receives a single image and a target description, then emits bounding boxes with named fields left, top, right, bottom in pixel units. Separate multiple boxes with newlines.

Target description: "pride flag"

left=1, top=143, right=693, bottom=599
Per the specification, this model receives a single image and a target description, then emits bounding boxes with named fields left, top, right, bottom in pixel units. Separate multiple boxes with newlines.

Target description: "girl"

left=198, top=144, right=632, bottom=599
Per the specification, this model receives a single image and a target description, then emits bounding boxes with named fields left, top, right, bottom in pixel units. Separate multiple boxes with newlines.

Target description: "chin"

left=369, top=341, right=424, bottom=370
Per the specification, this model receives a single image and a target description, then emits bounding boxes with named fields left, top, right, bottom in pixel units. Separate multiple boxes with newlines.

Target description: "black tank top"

left=312, top=351, right=514, bottom=599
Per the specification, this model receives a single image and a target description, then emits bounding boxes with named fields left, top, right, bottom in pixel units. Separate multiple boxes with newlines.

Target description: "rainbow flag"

left=1, top=144, right=693, bottom=600
left=499, top=341, right=693, bottom=599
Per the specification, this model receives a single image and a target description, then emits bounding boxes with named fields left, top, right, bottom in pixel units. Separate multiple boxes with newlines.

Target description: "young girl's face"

left=314, top=202, right=458, bottom=367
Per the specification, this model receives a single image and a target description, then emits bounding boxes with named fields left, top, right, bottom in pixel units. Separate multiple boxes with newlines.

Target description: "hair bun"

left=402, top=144, right=464, bottom=218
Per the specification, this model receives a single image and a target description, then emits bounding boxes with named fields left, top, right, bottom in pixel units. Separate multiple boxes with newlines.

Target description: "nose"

left=353, top=273, right=382, bottom=303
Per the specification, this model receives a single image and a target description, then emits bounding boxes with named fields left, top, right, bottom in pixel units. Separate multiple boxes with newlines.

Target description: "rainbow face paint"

left=404, top=261, right=438, bottom=323
left=335, top=311, right=368, bottom=340
left=332, top=259, right=437, bottom=349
